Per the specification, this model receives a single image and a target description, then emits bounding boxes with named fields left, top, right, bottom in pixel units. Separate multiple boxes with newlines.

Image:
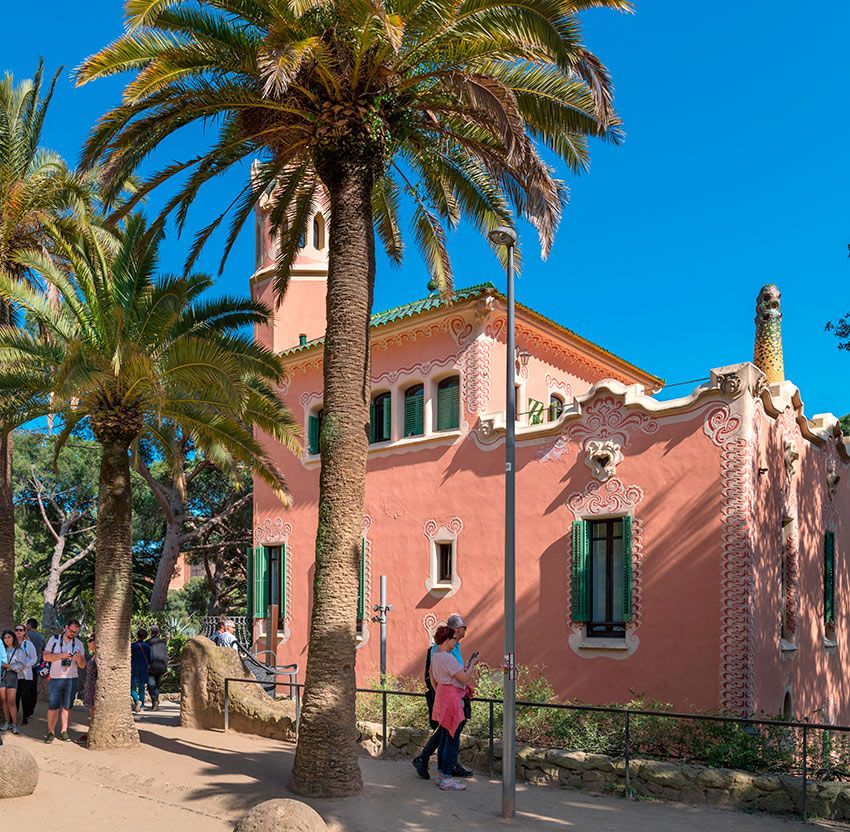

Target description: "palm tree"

left=76, top=0, right=628, bottom=792
left=0, top=215, right=298, bottom=749
left=0, top=62, right=95, bottom=623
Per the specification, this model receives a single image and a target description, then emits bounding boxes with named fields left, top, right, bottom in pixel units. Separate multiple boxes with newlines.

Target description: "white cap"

left=446, top=614, right=467, bottom=629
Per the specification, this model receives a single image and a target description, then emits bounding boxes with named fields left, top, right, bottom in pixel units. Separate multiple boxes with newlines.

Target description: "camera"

left=61, top=656, right=73, bottom=667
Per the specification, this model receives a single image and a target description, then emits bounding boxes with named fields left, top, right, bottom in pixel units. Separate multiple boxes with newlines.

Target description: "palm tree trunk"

left=291, top=159, right=375, bottom=797
left=88, top=435, right=140, bottom=750
left=0, top=429, right=14, bottom=625
left=0, top=296, right=15, bottom=624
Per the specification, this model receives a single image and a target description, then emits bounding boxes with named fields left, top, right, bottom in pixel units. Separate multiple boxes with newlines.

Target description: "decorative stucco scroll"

left=542, top=395, right=659, bottom=465
left=567, top=477, right=643, bottom=517
left=703, top=404, right=756, bottom=715
left=463, top=337, right=491, bottom=416
left=546, top=374, right=573, bottom=402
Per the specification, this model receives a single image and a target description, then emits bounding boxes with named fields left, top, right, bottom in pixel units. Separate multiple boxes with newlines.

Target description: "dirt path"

left=0, top=702, right=835, bottom=831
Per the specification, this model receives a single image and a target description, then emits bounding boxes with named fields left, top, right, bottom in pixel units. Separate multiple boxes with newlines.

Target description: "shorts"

left=48, top=677, right=75, bottom=710
left=0, top=670, right=18, bottom=690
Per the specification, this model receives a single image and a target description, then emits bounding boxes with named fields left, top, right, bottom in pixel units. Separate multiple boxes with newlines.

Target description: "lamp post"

left=488, top=225, right=518, bottom=819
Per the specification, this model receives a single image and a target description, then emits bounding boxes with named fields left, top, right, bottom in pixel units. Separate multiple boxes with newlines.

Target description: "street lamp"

left=488, top=225, right=518, bottom=819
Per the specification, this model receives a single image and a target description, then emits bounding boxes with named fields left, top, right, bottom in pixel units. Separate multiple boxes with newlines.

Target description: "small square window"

left=438, top=542, right=454, bottom=583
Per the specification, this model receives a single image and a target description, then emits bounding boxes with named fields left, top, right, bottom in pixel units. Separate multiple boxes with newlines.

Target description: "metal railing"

left=223, top=681, right=850, bottom=823
left=224, top=675, right=301, bottom=729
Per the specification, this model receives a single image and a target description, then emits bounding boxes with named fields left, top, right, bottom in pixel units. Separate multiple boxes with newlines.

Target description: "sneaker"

left=412, top=756, right=430, bottom=780
left=11, top=725, right=19, bottom=735
left=133, top=701, right=142, bottom=713
left=0, top=722, right=10, bottom=731
left=58, top=731, right=71, bottom=742
left=151, top=700, right=159, bottom=712
left=21, top=717, right=29, bottom=725
left=438, top=778, right=467, bottom=791
left=44, top=732, right=55, bottom=744
left=452, top=765, right=473, bottom=778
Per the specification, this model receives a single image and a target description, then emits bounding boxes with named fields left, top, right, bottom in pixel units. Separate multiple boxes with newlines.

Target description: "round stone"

left=0, top=744, right=38, bottom=798
left=235, top=799, right=327, bottom=832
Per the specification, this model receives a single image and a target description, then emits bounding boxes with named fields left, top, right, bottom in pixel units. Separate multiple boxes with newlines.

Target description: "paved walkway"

left=0, top=703, right=840, bottom=831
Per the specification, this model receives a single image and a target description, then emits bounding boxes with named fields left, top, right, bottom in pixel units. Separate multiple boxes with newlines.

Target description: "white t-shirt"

left=430, top=650, right=465, bottom=689
left=46, top=634, right=84, bottom=679
left=7, top=640, right=37, bottom=680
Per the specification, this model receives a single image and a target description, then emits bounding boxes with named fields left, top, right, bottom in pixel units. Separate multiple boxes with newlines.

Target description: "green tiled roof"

left=281, top=281, right=663, bottom=387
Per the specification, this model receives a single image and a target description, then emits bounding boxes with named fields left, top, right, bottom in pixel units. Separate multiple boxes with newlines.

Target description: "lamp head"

left=516, top=348, right=531, bottom=369
left=488, top=226, right=517, bottom=247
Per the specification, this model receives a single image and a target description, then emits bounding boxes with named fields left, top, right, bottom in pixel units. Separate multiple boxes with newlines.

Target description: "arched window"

left=403, top=384, right=424, bottom=437
left=297, top=230, right=305, bottom=250
left=436, top=376, right=460, bottom=431
left=307, top=408, right=323, bottom=455
left=549, top=394, right=565, bottom=421
left=370, top=392, right=392, bottom=443
left=312, top=213, right=325, bottom=250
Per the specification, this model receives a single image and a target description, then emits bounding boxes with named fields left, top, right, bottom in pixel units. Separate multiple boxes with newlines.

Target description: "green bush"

left=357, top=666, right=850, bottom=780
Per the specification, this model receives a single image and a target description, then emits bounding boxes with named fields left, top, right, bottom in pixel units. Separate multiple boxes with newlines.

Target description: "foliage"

left=839, top=414, right=850, bottom=437
left=163, top=577, right=213, bottom=630
left=357, top=667, right=850, bottom=779
left=75, top=0, right=628, bottom=292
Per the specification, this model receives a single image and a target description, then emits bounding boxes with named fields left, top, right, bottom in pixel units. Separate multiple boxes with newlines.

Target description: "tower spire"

left=753, top=284, right=784, bottom=384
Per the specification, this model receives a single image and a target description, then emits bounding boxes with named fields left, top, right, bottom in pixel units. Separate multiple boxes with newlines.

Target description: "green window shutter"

left=825, top=531, right=835, bottom=624
left=246, top=546, right=253, bottom=617
left=358, top=538, right=367, bottom=621
left=404, top=387, right=424, bottom=436
left=280, top=544, right=288, bottom=620
left=528, top=399, right=544, bottom=425
left=308, top=415, right=320, bottom=454
left=252, top=546, right=269, bottom=619
left=571, top=520, right=590, bottom=622
left=622, top=515, right=633, bottom=622
left=382, top=394, right=392, bottom=439
left=369, top=401, right=376, bottom=443
left=437, top=377, right=460, bottom=430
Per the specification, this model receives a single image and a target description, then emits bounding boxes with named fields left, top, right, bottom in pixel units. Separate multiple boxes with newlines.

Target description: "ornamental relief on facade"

left=541, top=395, right=659, bottom=465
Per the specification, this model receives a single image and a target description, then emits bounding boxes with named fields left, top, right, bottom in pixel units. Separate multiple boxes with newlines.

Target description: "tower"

left=251, top=174, right=330, bottom=353
left=753, top=283, right=784, bottom=384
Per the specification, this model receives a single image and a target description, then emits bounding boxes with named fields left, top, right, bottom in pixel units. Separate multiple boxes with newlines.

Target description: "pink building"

left=250, top=200, right=849, bottom=722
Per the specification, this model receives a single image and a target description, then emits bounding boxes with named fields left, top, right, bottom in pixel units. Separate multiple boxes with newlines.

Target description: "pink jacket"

left=432, top=682, right=465, bottom=736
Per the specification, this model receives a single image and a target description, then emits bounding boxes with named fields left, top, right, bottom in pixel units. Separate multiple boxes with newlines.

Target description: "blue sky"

left=2, top=1, right=849, bottom=415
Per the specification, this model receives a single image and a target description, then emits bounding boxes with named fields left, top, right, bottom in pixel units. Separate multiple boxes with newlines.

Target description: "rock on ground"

left=0, top=744, right=38, bottom=798
left=235, top=798, right=327, bottom=832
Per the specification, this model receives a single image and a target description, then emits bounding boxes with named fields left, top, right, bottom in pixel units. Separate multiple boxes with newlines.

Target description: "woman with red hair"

left=429, top=625, right=480, bottom=790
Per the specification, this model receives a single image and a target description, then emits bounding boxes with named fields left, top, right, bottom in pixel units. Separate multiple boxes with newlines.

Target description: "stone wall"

left=356, top=720, right=850, bottom=821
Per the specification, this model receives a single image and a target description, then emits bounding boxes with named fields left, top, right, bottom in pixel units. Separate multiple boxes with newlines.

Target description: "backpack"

left=423, top=647, right=438, bottom=729
left=147, top=638, right=168, bottom=675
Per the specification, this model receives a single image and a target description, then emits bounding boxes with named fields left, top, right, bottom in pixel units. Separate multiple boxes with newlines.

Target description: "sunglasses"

left=14, top=627, right=25, bottom=632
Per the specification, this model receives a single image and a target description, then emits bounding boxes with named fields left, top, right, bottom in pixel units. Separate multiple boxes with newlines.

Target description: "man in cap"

left=412, top=613, right=474, bottom=780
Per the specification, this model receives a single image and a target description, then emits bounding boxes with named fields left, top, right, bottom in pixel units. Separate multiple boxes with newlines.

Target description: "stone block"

left=754, top=791, right=795, bottom=815
left=235, top=799, right=327, bottom=832
left=516, top=746, right=548, bottom=765
left=583, top=753, right=614, bottom=772
left=638, top=760, right=688, bottom=789
left=695, top=767, right=728, bottom=789
left=546, top=750, right=587, bottom=771
left=0, top=746, right=38, bottom=799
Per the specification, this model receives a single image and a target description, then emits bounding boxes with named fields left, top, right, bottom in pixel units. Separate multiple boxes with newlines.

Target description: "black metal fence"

left=220, top=679, right=850, bottom=822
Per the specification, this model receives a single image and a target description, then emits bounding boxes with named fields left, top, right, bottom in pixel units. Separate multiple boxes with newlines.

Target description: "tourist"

left=217, top=619, right=238, bottom=649
left=0, top=635, right=4, bottom=747
left=427, top=625, right=479, bottom=791
left=22, top=618, right=46, bottom=718
left=43, top=619, right=86, bottom=743
left=413, top=613, right=474, bottom=780
left=146, top=626, right=168, bottom=711
left=131, top=629, right=152, bottom=712
left=0, top=629, right=21, bottom=734
left=11, top=624, right=37, bottom=726
left=79, top=633, right=97, bottom=746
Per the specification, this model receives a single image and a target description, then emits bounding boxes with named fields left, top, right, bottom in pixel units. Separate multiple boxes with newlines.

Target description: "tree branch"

left=134, top=456, right=175, bottom=523
left=181, top=491, right=252, bottom=544
left=58, top=537, right=96, bottom=574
